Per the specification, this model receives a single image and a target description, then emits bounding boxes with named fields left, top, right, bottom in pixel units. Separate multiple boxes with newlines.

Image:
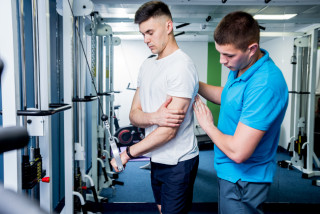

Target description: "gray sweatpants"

left=218, top=178, right=271, bottom=214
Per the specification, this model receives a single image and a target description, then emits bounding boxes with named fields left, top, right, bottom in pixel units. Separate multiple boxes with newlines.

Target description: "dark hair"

left=214, top=11, right=260, bottom=52
left=134, top=1, right=172, bottom=24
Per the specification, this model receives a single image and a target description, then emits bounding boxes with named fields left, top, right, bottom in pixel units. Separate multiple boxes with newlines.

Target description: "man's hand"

left=153, top=96, right=186, bottom=127
left=110, top=151, right=130, bottom=172
left=193, top=95, right=215, bottom=132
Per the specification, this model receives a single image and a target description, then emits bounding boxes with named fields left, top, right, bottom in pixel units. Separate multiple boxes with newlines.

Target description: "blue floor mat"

left=100, top=148, right=320, bottom=204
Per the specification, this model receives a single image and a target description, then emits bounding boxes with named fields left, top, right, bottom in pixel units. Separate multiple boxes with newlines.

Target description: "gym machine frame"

left=61, top=1, right=124, bottom=213
left=280, top=27, right=320, bottom=183
left=1, top=1, right=72, bottom=213
left=85, top=11, right=123, bottom=201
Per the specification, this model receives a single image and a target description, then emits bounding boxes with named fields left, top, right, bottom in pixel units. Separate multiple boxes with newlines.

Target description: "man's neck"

left=238, top=50, right=263, bottom=77
left=157, top=38, right=179, bottom=59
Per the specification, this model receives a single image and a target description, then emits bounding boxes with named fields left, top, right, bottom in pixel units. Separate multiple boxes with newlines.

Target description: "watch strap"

left=126, top=146, right=136, bottom=159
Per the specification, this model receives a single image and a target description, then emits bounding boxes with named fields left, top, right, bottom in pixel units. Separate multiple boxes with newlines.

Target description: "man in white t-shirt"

left=110, top=1, right=199, bottom=213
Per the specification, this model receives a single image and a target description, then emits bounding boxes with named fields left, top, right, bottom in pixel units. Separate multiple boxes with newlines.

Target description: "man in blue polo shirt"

left=193, top=11, right=288, bottom=214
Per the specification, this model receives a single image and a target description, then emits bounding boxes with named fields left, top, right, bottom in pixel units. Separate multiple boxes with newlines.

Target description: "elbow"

left=232, top=157, right=246, bottom=164
left=129, top=112, right=138, bottom=127
left=129, top=114, right=135, bottom=126
left=229, top=153, right=249, bottom=164
left=166, top=128, right=178, bottom=141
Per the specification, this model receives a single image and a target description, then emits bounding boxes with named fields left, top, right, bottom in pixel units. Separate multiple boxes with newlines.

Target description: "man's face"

left=215, top=42, right=251, bottom=72
left=139, top=17, right=170, bottom=56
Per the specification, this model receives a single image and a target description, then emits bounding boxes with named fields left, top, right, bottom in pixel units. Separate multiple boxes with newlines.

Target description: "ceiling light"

left=254, top=14, right=297, bottom=20
left=111, top=8, right=135, bottom=19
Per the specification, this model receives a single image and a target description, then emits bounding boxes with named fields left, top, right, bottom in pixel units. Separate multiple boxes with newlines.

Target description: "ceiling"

left=90, top=0, right=320, bottom=42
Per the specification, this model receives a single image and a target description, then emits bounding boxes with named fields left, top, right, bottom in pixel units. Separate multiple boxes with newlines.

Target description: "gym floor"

left=99, top=146, right=320, bottom=213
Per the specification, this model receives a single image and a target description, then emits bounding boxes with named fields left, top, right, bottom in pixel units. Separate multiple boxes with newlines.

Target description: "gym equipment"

left=195, top=124, right=213, bottom=150
left=112, top=104, right=145, bottom=147
left=0, top=126, right=29, bottom=153
left=1, top=1, right=72, bottom=208
left=59, top=3, right=125, bottom=212
left=114, top=126, right=145, bottom=147
left=0, top=125, right=50, bottom=214
left=102, top=117, right=124, bottom=172
left=278, top=28, right=320, bottom=184
left=2, top=1, right=135, bottom=213
left=85, top=10, right=124, bottom=189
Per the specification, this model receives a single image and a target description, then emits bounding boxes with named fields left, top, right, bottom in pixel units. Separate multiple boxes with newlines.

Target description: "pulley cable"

left=66, top=0, right=103, bottom=114
left=66, top=0, right=124, bottom=172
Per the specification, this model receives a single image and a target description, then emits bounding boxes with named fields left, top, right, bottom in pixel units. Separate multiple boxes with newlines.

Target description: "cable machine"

left=279, top=27, right=320, bottom=185
left=61, top=1, right=124, bottom=213
left=1, top=1, right=72, bottom=213
left=85, top=11, right=124, bottom=204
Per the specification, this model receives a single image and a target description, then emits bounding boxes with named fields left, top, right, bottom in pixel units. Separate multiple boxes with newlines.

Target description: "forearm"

left=204, top=124, right=236, bottom=159
left=205, top=123, right=263, bottom=163
left=128, top=126, right=177, bottom=157
left=111, top=121, right=177, bottom=172
left=205, top=125, right=253, bottom=163
left=129, top=108, right=155, bottom=128
left=198, top=81, right=223, bottom=105
left=193, top=96, right=265, bottom=164
left=129, top=88, right=156, bottom=128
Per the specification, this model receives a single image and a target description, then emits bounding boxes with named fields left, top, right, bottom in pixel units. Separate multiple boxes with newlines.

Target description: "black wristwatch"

left=126, top=146, right=136, bottom=159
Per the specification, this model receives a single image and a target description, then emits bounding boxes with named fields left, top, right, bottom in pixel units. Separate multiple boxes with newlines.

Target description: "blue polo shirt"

left=215, top=49, right=288, bottom=183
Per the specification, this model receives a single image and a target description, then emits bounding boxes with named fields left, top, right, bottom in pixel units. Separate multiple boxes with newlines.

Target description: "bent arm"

left=129, top=96, right=191, bottom=157
left=193, top=96, right=264, bottom=163
left=129, top=88, right=153, bottom=128
left=198, top=81, right=223, bottom=105
left=111, top=96, right=191, bottom=171
left=205, top=122, right=265, bottom=163
left=129, top=88, right=185, bottom=128
left=112, top=125, right=178, bottom=172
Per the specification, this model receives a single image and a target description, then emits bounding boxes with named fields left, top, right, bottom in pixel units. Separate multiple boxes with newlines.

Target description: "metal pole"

left=20, top=0, right=27, bottom=111
left=289, top=44, right=297, bottom=151
left=37, top=0, right=53, bottom=211
left=63, top=0, right=75, bottom=213
left=110, top=35, right=115, bottom=135
left=306, top=28, right=319, bottom=172
left=90, top=14, right=99, bottom=192
left=18, top=0, right=29, bottom=157
left=79, top=17, right=86, bottom=149
left=0, top=0, right=22, bottom=193
left=31, top=0, right=40, bottom=110
left=104, top=36, right=110, bottom=132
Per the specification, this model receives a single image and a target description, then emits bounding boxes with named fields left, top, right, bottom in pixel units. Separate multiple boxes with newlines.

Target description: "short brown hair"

left=214, top=11, right=260, bottom=52
left=134, top=1, right=172, bottom=24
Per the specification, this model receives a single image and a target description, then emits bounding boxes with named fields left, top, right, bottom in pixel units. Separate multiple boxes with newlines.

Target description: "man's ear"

left=167, top=20, right=173, bottom=34
left=248, top=43, right=258, bottom=57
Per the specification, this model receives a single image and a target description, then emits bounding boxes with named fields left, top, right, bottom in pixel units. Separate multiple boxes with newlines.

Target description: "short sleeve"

left=240, top=86, right=281, bottom=131
left=166, top=61, right=198, bottom=99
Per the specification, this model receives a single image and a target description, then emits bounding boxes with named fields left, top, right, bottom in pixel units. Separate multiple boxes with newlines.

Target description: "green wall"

left=207, top=42, right=221, bottom=126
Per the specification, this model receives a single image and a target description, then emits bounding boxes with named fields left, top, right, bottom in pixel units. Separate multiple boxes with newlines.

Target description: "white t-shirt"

left=137, top=49, right=199, bottom=165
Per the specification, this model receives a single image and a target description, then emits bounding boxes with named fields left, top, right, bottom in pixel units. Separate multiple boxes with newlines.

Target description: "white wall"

left=261, top=37, right=295, bottom=149
left=113, top=40, right=149, bottom=127
left=113, top=40, right=208, bottom=127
